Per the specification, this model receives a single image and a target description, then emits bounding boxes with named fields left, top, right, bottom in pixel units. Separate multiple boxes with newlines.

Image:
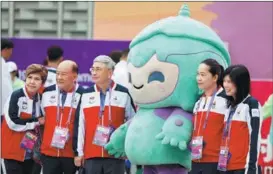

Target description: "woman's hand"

left=38, top=117, right=45, bottom=125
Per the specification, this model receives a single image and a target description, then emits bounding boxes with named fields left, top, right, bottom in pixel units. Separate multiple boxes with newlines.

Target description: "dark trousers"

left=189, top=162, right=220, bottom=174
left=1, top=163, right=3, bottom=174
left=31, top=162, right=42, bottom=174
left=84, top=158, right=125, bottom=174
left=220, top=166, right=262, bottom=174
left=125, top=166, right=130, bottom=174
left=219, top=169, right=245, bottom=174
left=4, top=159, right=35, bottom=174
left=41, top=154, right=76, bottom=174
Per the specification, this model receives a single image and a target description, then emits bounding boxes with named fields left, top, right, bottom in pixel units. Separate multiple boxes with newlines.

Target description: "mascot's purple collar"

left=154, top=107, right=192, bottom=121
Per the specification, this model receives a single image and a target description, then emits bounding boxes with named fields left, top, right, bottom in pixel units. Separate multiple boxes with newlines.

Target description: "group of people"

left=0, top=38, right=269, bottom=174
left=190, top=59, right=263, bottom=174
left=1, top=39, right=135, bottom=174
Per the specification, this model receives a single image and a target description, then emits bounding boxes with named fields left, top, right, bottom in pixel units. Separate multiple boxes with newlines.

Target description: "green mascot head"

left=128, top=4, right=230, bottom=111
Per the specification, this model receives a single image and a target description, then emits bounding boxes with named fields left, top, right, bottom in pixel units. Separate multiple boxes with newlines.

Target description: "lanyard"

left=222, top=95, right=250, bottom=146
left=56, top=86, right=76, bottom=127
left=32, top=94, right=40, bottom=118
left=99, top=84, right=112, bottom=124
left=222, top=106, right=237, bottom=147
left=224, top=107, right=236, bottom=134
left=194, top=89, right=218, bottom=131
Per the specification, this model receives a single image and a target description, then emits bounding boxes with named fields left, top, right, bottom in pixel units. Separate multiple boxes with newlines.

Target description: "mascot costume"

left=106, top=4, right=230, bottom=174
left=262, top=94, right=273, bottom=144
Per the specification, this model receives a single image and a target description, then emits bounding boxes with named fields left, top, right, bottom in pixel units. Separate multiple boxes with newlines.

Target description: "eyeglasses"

left=90, top=67, right=103, bottom=73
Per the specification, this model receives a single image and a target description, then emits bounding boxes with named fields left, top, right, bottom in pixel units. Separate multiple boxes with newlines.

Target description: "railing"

left=1, top=1, right=94, bottom=39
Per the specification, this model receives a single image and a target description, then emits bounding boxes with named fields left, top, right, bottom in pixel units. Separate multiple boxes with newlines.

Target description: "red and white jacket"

left=1, top=87, right=41, bottom=161
left=221, top=95, right=262, bottom=172
left=40, top=84, right=84, bottom=158
left=73, top=82, right=135, bottom=159
left=192, top=87, right=228, bottom=163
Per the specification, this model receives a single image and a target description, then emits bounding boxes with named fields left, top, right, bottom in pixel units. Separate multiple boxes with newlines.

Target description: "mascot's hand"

left=155, top=115, right=192, bottom=150
left=105, top=123, right=128, bottom=158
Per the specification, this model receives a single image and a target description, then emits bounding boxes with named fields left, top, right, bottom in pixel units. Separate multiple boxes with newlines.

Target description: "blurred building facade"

left=1, top=1, right=94, bottom=39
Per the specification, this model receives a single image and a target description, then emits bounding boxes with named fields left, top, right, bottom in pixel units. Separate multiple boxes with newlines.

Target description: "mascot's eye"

left=148, top=71, right=165, bottom=83
left=128, top=72, right=132, bottom=83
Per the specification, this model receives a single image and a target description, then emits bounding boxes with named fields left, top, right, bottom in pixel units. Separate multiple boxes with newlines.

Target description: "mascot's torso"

left=125, top=107, right=191, bottom=169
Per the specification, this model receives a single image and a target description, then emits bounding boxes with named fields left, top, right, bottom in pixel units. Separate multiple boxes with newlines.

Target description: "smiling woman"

left=25, top=64, right=48, bottom=96
left=222, top=65, right=263, bottom=173
left=1, top=64, right=47, bottom=174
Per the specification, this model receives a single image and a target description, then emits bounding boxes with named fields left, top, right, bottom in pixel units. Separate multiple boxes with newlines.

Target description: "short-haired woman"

left=1, top=64, right=48, bottom=174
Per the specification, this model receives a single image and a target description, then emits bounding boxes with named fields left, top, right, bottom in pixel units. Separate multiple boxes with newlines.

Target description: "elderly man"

left=40, top=60, right=84, bottom=174
left=73, top=55, right=136, bottom=174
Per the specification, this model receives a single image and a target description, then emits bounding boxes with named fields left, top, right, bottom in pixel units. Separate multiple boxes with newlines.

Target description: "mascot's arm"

left=105, top=91, right=136, bottom=158
left=105, top=120, right=132, bottom=158
left=263, top=94, right=273, bottom=145
left=263, top=94, right=272, bottom=119
left=155, top=108, right=192, bottom=150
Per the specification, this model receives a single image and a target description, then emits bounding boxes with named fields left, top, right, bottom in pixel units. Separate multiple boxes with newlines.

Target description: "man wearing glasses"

left=73, top=55, right=136, bottom=174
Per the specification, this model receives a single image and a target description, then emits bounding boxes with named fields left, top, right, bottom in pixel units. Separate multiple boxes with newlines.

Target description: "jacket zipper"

left=196, top=97, right=207, bottom=163
left=102, top=113, right=104, bottom=157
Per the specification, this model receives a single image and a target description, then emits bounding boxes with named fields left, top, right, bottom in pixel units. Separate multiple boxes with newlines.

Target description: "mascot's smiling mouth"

left=133, top=84, right=144, bottom=89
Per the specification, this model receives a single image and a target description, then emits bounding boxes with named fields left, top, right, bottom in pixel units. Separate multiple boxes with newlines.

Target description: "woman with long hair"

left=220, top=64, right=262, bottom=174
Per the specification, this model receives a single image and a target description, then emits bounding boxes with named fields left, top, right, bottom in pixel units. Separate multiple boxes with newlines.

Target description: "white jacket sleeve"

left=1, top=58, right=13, bottom=115
left=4, top=95, right=39, bottom=132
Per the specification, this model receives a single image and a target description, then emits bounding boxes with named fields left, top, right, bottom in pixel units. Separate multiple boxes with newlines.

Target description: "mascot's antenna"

left=179, top=4, right=190, bottom=17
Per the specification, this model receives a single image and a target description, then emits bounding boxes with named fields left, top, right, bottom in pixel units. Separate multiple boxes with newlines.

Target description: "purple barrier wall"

left=205, top=2, right=273, bottom=80
left=9, top=38, right=130, bottom=87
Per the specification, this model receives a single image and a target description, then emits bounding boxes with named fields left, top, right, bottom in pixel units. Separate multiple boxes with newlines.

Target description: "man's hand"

left=38, top=117, right=45, bottom=125
left=74, top=156, right=84, bottom=167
